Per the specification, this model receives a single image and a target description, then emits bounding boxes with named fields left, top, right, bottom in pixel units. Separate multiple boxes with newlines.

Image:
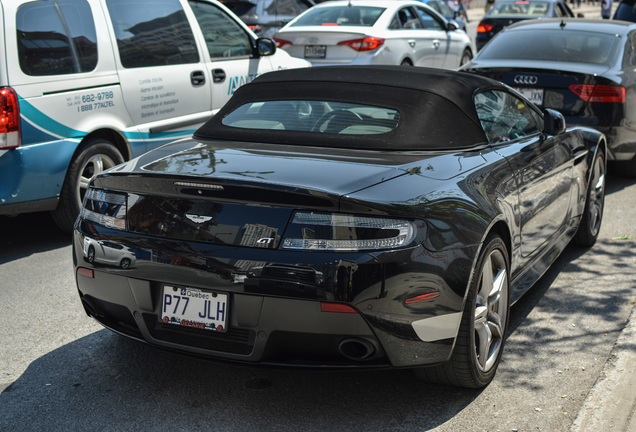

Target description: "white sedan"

left=273, top=0, right=473, bottom=68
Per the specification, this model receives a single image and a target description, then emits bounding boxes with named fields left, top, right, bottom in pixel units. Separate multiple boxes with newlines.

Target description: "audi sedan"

left=272, top=0, right=473, bottom=68
left=73, top=66, right=605, bottom=388
left=463, top=19, right=636, bottom=176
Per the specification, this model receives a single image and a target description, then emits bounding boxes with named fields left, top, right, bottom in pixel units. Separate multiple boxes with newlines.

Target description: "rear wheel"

left=400, top=58, right=413, bottom=66
left=415, top=234, right=510, bottom=388
left=573, top=149, right=605, bottom=246
left=52, top=139, right=124, bottom=233
left=120, top=258, right=132, bottom=269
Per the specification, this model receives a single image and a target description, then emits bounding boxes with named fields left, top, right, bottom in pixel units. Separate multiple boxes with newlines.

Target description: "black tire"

left=52, top=139, right=124, bottom=233
left=120, top=258, right=132, bottom=269
left=400, top=59, right=413, bottom=66
left=573, top=149, right=605, bottom=247
left=414, top=234, right=510, bottom=388
left=86, top=246, right=95, bottom=263
left=459, top=48, right=473, bottom=67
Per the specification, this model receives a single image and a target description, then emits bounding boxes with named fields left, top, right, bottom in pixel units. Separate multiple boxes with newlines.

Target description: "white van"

left=0, top=0, right=309, bottom=232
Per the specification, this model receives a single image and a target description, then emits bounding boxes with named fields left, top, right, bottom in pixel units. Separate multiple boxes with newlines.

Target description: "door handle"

left=433, top=39, right=440, bottom=49
left=408, top=39, right=416, bottom=48
left=212, top=69, right=226, bottom=83
left=191, top=70, right=205, bottom=86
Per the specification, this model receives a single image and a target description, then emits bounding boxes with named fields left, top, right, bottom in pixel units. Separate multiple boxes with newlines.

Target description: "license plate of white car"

left=304, top=45, right=326, bottom=58
left=515, top=87, right=544, bottom=105
left=161, top=285, right=227, bottom=332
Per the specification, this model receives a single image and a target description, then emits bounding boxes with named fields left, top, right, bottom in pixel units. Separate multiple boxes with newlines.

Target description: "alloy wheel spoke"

left=475, top=321, right=493, bottom=369
left=478, top=255, right=494, bottom=303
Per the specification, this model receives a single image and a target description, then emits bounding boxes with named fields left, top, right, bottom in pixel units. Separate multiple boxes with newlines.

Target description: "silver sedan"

left=273, top=0, right=473, bottom=68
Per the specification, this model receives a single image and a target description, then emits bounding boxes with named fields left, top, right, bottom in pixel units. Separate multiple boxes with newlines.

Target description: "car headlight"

left=80, top=189, right=127, bottom=230
left=281, top=211, right=416, bottom=252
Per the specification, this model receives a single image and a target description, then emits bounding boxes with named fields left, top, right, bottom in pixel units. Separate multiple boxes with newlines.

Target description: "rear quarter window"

left=17, top=0, right=98, bottom=76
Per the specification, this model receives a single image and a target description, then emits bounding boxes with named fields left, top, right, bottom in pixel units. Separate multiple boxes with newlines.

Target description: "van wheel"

left=52, top=139, right=124, bottom=233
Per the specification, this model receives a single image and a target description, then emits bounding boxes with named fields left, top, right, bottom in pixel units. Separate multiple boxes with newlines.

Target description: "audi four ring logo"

left=513, top=75, right=539, bottom=85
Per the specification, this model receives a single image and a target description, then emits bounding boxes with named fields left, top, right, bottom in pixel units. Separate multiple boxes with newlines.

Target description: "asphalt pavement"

left=465, top=2, right=636, bottom=430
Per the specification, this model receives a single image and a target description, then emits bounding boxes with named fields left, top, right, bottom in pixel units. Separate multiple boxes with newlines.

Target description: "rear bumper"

left=73, top=220, right=476, bottom=368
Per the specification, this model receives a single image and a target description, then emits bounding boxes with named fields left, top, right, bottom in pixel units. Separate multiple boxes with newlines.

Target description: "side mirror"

left=256, top=38, right=277, bottom=57
left=543, top=108, right=566, bottom=136
left=447, top=21, right=458, bottom=31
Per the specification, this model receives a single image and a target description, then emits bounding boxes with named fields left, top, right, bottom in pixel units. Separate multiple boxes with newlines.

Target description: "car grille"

left=143, top=314, right=255, bottom=355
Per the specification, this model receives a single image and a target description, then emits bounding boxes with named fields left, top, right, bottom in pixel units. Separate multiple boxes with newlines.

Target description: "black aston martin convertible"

left=73, top=66, right=606, bottom=388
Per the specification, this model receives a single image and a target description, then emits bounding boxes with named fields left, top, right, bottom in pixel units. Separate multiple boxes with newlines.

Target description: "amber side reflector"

left=404, top=292, right=440, bottom=304
left=77, top=267, right=94, bottom=278
left=320, top=302, right=358, bottom=313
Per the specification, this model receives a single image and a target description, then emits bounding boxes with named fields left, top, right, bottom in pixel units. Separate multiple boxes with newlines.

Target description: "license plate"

left=515, top=87, right=544, bottom=105
left=161, top=286, right=227, bottom=332
left=304, top=45, right=326, bottom=58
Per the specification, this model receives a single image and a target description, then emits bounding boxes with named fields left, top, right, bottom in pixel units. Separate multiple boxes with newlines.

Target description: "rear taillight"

left=273, top=38, right=292, bottom=48
left=338, top=37, right=384, bottom=52
left=0, top=87, right=21, bottom=150
left=281, top=211, right=417, bottom=252
left=477, top=23, right=493, bottom=33
left=569, top=84, right=626, bottom=103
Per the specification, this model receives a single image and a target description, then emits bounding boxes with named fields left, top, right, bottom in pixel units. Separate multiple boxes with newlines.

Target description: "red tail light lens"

left=0, top=87, right=21, bottom=150
left=273, top=38, right=292, bottom=48
left=320, top=302, right=358, bottom=313
left=569, top=84, right=626, bottom=103
left=338, top=37, right=384, bottom=52
left=477, top=23, right=493, bottom=33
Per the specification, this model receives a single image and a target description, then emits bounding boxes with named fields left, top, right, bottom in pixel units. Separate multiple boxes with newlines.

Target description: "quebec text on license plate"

left=161, top=286, right=228, bottom=332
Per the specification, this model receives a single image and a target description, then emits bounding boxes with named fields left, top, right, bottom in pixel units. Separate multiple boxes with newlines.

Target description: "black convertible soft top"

left=195, top=66, right=508, bottom=150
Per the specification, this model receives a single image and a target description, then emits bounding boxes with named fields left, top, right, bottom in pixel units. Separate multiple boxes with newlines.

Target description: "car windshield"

left=290, top=6, right=385, bottom=26
left=477, top=29, right=622, bottom=65
left=221, top=100, right=400, bottom=135
left=489, top=0, right=550, bottom=16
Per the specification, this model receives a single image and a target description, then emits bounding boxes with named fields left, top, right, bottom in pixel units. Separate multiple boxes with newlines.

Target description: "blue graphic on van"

left=227, top=74, right=259, bottom=95
left=18, top=96, right=196, bottom=153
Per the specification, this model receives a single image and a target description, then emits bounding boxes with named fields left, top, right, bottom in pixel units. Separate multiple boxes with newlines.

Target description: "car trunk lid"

left=466, top=62, right=616, bottom=117
left=276, top=27, right=371, bottom=63
left=91, top=140, right=422, bottom=248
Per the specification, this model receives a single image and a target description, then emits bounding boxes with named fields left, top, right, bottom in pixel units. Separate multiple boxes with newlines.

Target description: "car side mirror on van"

left=257, top=38, right=277, bottom=57
left=543, top=108, right=566, bottom=136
